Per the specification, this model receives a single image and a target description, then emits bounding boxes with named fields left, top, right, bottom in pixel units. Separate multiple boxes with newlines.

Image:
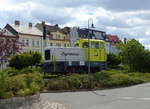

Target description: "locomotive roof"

left=45, top=46, right=81, bottom=49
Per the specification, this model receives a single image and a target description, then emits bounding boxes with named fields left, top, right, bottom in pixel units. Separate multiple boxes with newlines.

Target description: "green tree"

left=119, top=39, right=150, bottom=72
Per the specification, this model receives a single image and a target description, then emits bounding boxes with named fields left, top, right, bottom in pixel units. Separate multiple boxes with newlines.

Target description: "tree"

left=107, top=54, right=121, bottom=68
left=119, top=39, right=150, bottom=72
left=0, top=34, right=20, bottom=61
left=9, top=51, right=42, bottom=69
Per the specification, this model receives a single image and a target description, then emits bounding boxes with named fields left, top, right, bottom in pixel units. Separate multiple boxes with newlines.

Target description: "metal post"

left=42, top=21, right=47, bottom=48
left=42, top=21, right=47, bottom=75
left=88, top=19, right=94, bottom=86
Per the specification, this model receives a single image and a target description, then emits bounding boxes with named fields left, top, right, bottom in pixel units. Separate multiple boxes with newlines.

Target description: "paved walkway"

left=40, top=83, right=150, bottom=109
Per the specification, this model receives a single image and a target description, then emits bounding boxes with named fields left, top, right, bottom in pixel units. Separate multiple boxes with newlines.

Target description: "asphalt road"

left=41, top=83, right=150, bottom=109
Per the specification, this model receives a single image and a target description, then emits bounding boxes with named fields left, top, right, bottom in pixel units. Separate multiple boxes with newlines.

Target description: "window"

left=36, top=41, right=39, bottom=47
left=56, top=34, right=60, bottom=39
left=58, top=35, right=60, bottom=39
left=32, top=40, right=35, bottom=47
left=64, top=43, right=66, bottom=47
left=50, top=43, right=53, bottom=46
left=92, top=42, right=99, bottom=48
left=100, top=43, right=104, bottom=48
left=55, top=35, right=57, bottom=39
left=56, top=43, right=61, bottom=47
left=22, top=39, right=25, bottom=46
left=82, top=42, right=89, bottom=48
left=26, top=40, right=29, bottom=46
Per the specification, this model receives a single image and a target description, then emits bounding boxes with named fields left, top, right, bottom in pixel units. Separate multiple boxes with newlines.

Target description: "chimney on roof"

left=55, top=24, right=59, bottom=28
left=42, top=21, right=45, bottom=25
left=28, top=22, right=32, bottom=28
left=15, top=20, right=20, bottom=26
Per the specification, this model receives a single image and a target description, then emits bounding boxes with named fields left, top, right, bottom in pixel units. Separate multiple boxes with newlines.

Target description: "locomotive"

left=43, top=39, right=107, bottom=73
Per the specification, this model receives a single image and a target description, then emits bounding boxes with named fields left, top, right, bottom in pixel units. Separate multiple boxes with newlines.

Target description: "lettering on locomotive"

left=61, top=52, right=80, bottom=56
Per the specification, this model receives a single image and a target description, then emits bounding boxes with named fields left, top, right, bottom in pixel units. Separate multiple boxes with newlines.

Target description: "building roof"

left=7, top=24, right=43, bottom=36
left=0, top=28, right=16, bottom=36
left=35, top=23, right=70, bottom=35
left=106, top=34, right=121, bottom=43
left=36, top=23, right=59, bottom=32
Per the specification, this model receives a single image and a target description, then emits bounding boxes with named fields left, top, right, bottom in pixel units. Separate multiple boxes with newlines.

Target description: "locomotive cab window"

left=100, top=43, right=104, bottom=48
left=92, top=42, right=99, bottom=49
left=82, top=42, right=89, bottom=48
left=45, top=50, right=51, bottom=60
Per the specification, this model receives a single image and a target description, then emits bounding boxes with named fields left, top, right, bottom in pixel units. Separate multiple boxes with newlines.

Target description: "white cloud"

left=0, top=0, right=150, bottom=49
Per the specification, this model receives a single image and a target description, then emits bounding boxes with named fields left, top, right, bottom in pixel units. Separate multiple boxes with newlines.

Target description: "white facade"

left=5, top=24, right=49, bottom=56
left=70, top=27, right=79, bottom=47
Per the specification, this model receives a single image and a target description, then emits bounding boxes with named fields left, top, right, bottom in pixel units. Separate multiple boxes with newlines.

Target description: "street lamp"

left=88, top=19, right=94, bottom=84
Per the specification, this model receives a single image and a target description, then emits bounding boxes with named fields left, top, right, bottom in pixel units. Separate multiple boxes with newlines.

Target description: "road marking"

left=119, top=97, right=150, bottom=101
left=120, top=97, right=135, bottom=100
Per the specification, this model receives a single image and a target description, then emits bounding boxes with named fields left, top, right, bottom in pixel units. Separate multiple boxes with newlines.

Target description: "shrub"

left=3, top=67, right=19, bottom=76
left=17, top=88, right=32, bottom=97
left=1, top=91, right=14, bottom=99
left=24, top=73, right=44, bottom=90
left=8, top=74, right=27, bottom=94
left=46, top=74, right=90, bottom=90
left=3, top=67, right=42, bottom=76
left=102, top=69, right=127, bottom=75
left=29, top=82, right=41, bottom=93
left=20, top=67, right=42, bottom=74
left=110, top=73, right=134, bottom=86
left=9, top=51, right=42, bottom=70
left=94, top=71, right=111, bottom=81
left=44, top=74, right=63, bottom=79
left=0, top=72, right=44, bottom=98
left=107, top=54, right=121, bottom=68
left=93, top=71, right=112, bottom=87
left=47, top=78, right=69, bottom=90
left=0, top=71, right=10, bottom=99
left=128, top=72, right=150, bottom=83
left=67, top=74, right=89, bottom=89
left=45, top=70, right=150, bottom=91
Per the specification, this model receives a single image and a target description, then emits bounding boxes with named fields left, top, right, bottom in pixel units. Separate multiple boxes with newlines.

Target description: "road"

left=41, top=83, right=150, bottom=109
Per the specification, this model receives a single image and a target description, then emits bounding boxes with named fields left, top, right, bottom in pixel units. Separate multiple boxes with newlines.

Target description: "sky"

left=0, top=0, right=150, bottom=49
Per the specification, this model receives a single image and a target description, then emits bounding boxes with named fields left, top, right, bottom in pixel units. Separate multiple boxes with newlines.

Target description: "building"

left=70, top=27, right=106, bottom=46
left=4, top=20, right=44, bottom=55
left=36, top=23, right=70, bottom=47
left=106, top=34, right=121, bottom=54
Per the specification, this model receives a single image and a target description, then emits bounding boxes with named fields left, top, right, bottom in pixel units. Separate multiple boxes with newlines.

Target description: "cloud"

left=31, top=7, right=74, bottom=25
left=10, top=0, right=150, bottom=12
left=1, top=0, right=150, bottom=49
left=10, top=0, right=104, bottom=8
left=101, top=0, right=150, bottom=12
